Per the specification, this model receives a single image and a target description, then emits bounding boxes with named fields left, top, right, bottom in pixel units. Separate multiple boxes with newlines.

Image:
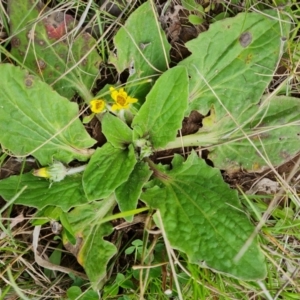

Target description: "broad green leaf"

left=180, top=10, right=289, bottom=120
left=101, top=113, right=133, bottom=149
left=109, top=1, right=171, bottom=99
left=132, top=66, right=189, bottom=148
left=83, top=144, right=137, bottom=200
left=8, top=0, right=101, bottom=99
left=167, top=10, right=297, bottom=172
left=207, top=96, right=300, bottom=172
left=141, top=152, right=266, bottom=280
left=0, top=64, right=95, bottom=165
left=0, top=173, right=87, bottom=211
left=63, top=197, right=117, bottom=290
left=115, top=161, right=152, bottom=222
left=177, top=95, right=300, bottom=172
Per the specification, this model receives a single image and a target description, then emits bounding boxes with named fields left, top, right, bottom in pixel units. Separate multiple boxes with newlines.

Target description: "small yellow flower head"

left=90, top=99, right=106, bottom=113
left=33, top=161, right=67, bottom=182
left=33, top=167, right=50, bottom=178
left=110, top=87, right=138, bottom=111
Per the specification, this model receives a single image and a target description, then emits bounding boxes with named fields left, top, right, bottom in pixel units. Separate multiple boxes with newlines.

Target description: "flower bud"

left=33, top=161, right=67, bottom=182
left=135, top=138, right=153, bottom=158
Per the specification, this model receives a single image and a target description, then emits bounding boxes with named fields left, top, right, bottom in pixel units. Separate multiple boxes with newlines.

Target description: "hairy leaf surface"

left=141, top=152, right=266, bottom=280
left=109, top=1, right=171, bottom=99
left=132, top=66, right=189, bottom=148
left=115, top=161, right=152, bottom=222
left=0, top=64, right=95, bottom=164
left=83, top=144, right=137, bottom=200
left=0, top=173, right=86, bottom=211
left=102, top=113, right=133, bottom=149
left=8, top=0, right=101, bottom=99
left=63, top=198, right=117, bottom=289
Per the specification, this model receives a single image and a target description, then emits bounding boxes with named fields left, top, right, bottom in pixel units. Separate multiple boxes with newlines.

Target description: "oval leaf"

left=141, top=152, right=267, bottom=280
left=83, top=143, right=137, bottom=200
left=0, top=64, right=95, bottom=165
left=180, top=10, right=289, bottom=120
left=109, top=1, right=171, bottom=99
left=8, top=0, right=101, bottom=99
left=132, top=66, right=189, bottom=148
left=102, top=113, right=133, bottom=148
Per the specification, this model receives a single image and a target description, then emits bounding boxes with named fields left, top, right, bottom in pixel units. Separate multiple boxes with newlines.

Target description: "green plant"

left=0, top=0, right=299, bottom=295
left=125, top=239, right=144, bottom=263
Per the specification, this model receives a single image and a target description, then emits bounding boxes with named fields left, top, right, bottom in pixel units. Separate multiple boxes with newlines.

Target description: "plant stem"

left=66, top=165, right=87, bottom=176
left=97, top=193, right=117, bottom=221
left=77, top=84, right=94, bottom=104
left=157, top=132, right=218, bottom=151
left=99, top=207, right=150, bottom=224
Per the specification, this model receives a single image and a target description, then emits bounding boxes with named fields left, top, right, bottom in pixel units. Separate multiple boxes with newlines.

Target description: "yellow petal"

left=33, top=167, right=50, bottom=178
left=111, top=103, right=119, bottom=111
left=128, top=97, right=138, bottom=104
left=111, top=91, right=118, bottom=101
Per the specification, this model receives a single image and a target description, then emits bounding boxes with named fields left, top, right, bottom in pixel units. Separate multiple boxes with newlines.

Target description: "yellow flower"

left=33, top=161, right=67, bottom=182
left=110, top=87, right=138, bottom=111
left=90, top=99, right=106, bottom=113
left=33, top=167, right=50, bottom=178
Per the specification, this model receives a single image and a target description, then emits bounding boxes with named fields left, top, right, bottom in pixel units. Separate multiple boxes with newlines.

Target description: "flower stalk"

left=33, top=161, right=87, bottom=182
left=156, top=132, right=219, bottom=151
